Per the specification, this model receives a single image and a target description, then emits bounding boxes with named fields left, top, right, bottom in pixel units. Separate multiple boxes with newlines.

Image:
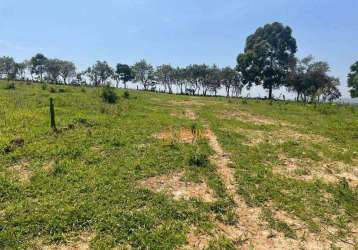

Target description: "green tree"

left=348, top=61, right=358, bottom=98
left=115, top=64, right=133, bottom=89
left=45, top=59, right=62, bottom=83
left=30, top=53, right=48, bottom=82
left=132, top=59, right=154, bottom=90
left=86, top=61, right=113, bottom=86
left=155, top=64, right=174, bottom=93
left=59, top=60, right=76, bottom=84
left=237, top=22, right=297, bottom=99
left=0, top=56, right=16, bottom=80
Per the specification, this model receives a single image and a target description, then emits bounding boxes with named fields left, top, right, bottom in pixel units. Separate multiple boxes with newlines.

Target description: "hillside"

left=0, top=81, right=357, bottom=249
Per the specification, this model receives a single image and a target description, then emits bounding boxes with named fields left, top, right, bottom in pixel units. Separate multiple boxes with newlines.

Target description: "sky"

left=0, top=0, right=357, bottom=98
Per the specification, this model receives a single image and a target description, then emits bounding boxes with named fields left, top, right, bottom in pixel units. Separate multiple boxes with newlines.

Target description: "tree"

left=348, top=61, right=358, bottom=98
left=206, top=65, right=221, bottom=96
left=59, top=60, right=76, bottom=84
left=132, top=59, right=154, bottom=90
left=30, top=53, right=48, bottom=82
left=237, top=22, right=297, bottom=99
left=86, top=61, right=113, bottom=86
left=221, top=66, right=242, bottom=97
left=155, top=64, right=174, bottom=93
left=46, top=59, right=62, bottom=83
left=115, top=63, right=133, bottom=89
left=0, top=56, right=16, bottom=80
left=288, top=56, right=341, bottom=102
left=15, top=62, right=27, bottom=80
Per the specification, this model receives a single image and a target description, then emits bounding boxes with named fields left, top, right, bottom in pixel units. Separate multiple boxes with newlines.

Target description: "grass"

left=0, top=80, right=357, bottom=249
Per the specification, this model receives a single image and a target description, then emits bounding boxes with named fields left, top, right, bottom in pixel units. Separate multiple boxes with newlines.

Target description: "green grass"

left=0, top=81, right=357, bottom=249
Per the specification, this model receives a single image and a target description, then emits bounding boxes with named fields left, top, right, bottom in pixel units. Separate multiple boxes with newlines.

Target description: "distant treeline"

left=1, top=22, right=357, bottom=102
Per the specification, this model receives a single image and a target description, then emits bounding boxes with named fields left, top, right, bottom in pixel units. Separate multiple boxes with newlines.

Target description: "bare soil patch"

left=220, top=110, right=277, bottom=126
left=275, top=154, right=358, bottom=188
left=139, top=172, right=216, bottom=202
left=8, top=161, right=32, bottom=182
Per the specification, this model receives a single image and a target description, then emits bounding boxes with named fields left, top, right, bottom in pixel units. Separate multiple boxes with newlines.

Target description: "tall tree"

left=132, top=59, right=154, bottom=90
left=221, top=66, right=242, bottom=97
left=0, top=56, right=16, bottom=80
left=30, top=53, right=48, bottom=82
left=155, top=64, right=174, bottom=93
left=237, top=22, right=297, bottom=99
left=348, top=61, right=358, bottom=98
left=288, top=56, right=341, bottom=102
left=86, top=61, right=113, bottom=86
left=45, top=59, right=62, bottom=83
left=59, top=60, right=76, bottom=84
left=15, top=62, right=27, bottom=80
left=115, top=63, right=133, bottom=89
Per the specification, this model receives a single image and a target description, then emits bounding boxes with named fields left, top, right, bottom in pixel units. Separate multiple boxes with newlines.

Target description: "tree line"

left=1, top=22, right=357, bottom=101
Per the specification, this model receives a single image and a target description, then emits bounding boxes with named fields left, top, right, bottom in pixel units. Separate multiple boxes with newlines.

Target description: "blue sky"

left=1, top=0, right=357, bottom=98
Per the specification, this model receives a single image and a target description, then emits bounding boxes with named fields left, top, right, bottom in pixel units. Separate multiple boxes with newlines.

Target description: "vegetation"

left=348, top=61, right=358, bottom=98
left=0, top=81, right=357, bottom=249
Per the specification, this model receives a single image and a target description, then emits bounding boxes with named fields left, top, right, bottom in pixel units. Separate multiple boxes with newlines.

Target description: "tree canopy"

left=237, top=22, right=297, bottom=99
left=348, top=61, right=358, bottom=98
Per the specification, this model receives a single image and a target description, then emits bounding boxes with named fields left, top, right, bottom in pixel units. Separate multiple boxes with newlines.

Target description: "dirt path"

left=204, top=126, right=343, bottom=249
left=176, top=107, right=354, bottom=249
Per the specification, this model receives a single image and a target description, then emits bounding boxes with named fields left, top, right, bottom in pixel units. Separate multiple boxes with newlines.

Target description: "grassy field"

left=0, top=81, right=357, bottom=249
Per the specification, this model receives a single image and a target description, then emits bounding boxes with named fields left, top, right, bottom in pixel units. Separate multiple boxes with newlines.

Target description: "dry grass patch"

left=42, top=231, right=95, bottom=250
left=233, top=127, right=329, bottom=147
left=139, top=172, right=216, bottom=202
left=169, top=99, right=205, bottom=107
left=154, top=127, right=203, bottom=144
left=8, top=161, right=32, bottom=183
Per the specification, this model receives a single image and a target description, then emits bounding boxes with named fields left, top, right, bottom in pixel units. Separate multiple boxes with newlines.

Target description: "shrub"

left=49, top=87, right=56, bottom=93
left=123, top=90, right=130, bottom=99
left=4, top=82, right=15, bottom=90
left=58, top=88, right=65, bottom=93
left=101, top=85, right=118, bottom=104
left=41, top=84, right=47, bottom=90
left=189, top=152, right=209, bottom=167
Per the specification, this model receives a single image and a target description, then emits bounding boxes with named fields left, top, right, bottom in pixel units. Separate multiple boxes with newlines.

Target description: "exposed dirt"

left=8, top=161, right=32, bottom=182
left=169, top=100, right=205, bottom=107
left=181, top=228, right=211, bottom=250
left=275, top=154, right=358, bottom=188
left=154, top=127, right=202, bottom=144
left=139, top=172, right=216, bottom=202
left=42, top=232, right=94, bottom=250
left=234, top=127, right=329, bottom=147
left=185, top=110, right=197, bottom=120
left=220, top=110, right=277, bottom=126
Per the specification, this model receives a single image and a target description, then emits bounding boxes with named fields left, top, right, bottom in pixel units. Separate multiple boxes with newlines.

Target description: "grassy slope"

left=0, top=81, right=357, bottom=249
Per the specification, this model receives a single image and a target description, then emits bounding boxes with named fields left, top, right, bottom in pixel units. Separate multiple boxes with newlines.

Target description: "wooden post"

left=50, top=98, right=56, bottom=131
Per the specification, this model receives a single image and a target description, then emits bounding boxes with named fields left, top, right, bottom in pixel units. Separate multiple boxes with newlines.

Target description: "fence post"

left=50, top=98, right=56, bottom=131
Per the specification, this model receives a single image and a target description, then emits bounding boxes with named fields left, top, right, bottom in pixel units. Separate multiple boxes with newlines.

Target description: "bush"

left=101, top=85, right=118, bottom=103
left=123, top=90, right=130, bottom=99
left=58, top=88, right=65, bottom=93
left=189, top=152, right=209, bottom=167
left=4, top=82, right=15, bottom=90
left=41, top=84, right=47, bottom=90
left=49, top=87, right=56, bottom=93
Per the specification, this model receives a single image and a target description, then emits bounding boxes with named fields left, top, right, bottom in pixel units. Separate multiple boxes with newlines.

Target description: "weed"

left=123, top=90, right=130, bottom=99
left=4, top=82, right=16, bottom=90
left=189, top=151, right=209, bottom=167
left=101, top=85, right=118, bottom=103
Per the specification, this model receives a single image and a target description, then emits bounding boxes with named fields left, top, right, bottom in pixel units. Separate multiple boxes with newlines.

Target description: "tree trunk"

left=268, top=86, right=273, bottom=99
